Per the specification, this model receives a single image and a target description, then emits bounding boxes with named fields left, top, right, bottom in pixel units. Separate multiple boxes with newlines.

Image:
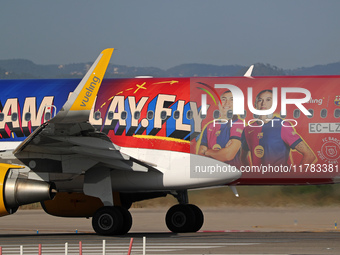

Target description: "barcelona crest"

left=326, top=146, right=338, bottom=158
left=335, top=95, right=340, bottom=106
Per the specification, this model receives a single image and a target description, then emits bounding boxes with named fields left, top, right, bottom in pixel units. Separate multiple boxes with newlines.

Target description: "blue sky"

left=1, top=1, right=339, bottom=69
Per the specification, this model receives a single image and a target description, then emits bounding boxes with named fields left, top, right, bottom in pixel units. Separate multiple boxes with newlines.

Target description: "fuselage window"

left=227, top=110, right=233, bottom=119
left=321, top=109, right=327, bottom=118
left=43, top=105, right=56, bottom=121
left=213, top=110, right=220, bottom=119
left=253, top=114, right=259, bottom=119
left=335, top=109, right=340, bottom=118
left=11, top=113, right=18, bottom=122
left=307, top=109, right=314, bottom=118
left=44, top=112, right=51, bottom=121
left=200, top=112, right=207, bottom=119
left=173, top=110, right=180, bottom=120
left=280, top=112, right=286, bottom=119
left=108, top=111, right=114, bottom=120
left=25, top=112, right=31, bottom=122
left=0, top=113, right=3, bottom=122
left=147, top=110, right=154, bottom=120
left=160, top=110, right=167, bottom=120
left=94, top=111, right=101, bottom=120
left=187, top=110, right=193, bottom=120
left=240, top=110, right=247, bottom=119
left=121, top=111, right=127, bottom=120
left=134, top=111, right=140, bottom=120
left=293, top=109, right=300, bottom=119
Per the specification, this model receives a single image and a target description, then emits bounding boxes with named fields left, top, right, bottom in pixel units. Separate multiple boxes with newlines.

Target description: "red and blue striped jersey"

left=241, top=117, right=302, bottom=166
left=200, top=118, right=244, bottom=168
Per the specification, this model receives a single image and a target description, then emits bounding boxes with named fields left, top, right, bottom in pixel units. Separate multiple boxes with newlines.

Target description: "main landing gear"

left=166, top=204, right=204, bottom=233
left=165, top=190, right=204, bottom=233
left=91, top=190, right=203, bottom=235
left=92, top=206, right=132, bottom=235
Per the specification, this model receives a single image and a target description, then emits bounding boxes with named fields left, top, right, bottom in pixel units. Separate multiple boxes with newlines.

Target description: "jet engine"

left=0, top=163, right=56, bottom=216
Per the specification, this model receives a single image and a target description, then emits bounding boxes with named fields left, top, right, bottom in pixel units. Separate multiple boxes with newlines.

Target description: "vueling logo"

left=81, top=76, right=101, bottom=107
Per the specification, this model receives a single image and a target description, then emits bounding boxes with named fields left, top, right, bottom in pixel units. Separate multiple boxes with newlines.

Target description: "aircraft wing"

left=13, top=48, right=156, bottom=175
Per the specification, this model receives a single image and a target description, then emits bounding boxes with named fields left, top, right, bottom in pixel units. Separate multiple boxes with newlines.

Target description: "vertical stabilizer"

left=244, top=65, right=254, bottom=78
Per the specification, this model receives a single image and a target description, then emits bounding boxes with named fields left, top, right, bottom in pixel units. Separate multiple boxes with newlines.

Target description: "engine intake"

left=0, top=164, right=56, bottom=216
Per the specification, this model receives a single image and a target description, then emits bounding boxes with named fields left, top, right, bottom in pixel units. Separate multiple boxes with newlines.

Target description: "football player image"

left=240, top=89, right=316, bottom=168
left=197, top=90, right=244, bottom=169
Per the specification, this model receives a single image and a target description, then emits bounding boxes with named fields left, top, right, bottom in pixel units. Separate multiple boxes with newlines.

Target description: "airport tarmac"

left=0, top=206, right=340, bottom=254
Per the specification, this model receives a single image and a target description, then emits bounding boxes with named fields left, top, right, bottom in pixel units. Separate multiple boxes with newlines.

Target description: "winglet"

left=51, top=48, right=114, bottom=123
left=244, top=65, right=254, bottom=78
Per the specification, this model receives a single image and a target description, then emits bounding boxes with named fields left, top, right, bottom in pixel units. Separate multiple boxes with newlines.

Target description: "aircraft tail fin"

left=51, top=48, right=114, bottom=123
left=244, top=65, right=254, bottom=78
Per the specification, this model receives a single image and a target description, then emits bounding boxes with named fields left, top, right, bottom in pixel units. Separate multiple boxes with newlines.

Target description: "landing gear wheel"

left=115, top=206, right=133, bottom=234
left=165, top=204, right=196, bottom=233
left=188, top=204, right=204, bottom=232
left=92, top=206, right=124, bottom=235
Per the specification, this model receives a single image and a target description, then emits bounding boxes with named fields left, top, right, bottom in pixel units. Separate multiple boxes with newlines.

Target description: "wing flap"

left=52, top=136, right=120, bottom=150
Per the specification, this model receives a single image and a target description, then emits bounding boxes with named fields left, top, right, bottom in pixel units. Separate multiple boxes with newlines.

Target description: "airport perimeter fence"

left=0, top=237, right=146, bottom=255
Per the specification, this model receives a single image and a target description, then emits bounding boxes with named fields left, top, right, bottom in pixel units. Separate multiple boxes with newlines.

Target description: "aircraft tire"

left=115, top=206, right=133, bottom=234
left=92, top=206, right=124, bottom=235
left=165, top=204, right=196, bottom=233
left=187, top=204, right=204, bottom=232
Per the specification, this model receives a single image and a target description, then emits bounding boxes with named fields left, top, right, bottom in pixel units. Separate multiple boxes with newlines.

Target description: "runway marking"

left=0, top=242, right=261, bottom=254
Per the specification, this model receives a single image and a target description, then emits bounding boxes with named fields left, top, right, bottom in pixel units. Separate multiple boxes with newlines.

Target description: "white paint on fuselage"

left=116, top=147, right=242, bottom=192
left=0, top=142, right=21, bottom=150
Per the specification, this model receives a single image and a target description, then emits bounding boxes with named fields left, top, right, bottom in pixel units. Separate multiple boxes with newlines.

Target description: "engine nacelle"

left=0, top=163, right=56, bottom=216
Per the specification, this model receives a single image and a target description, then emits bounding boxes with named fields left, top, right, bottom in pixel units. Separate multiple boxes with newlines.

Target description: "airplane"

left=0, top=48, right=339, bottom=235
